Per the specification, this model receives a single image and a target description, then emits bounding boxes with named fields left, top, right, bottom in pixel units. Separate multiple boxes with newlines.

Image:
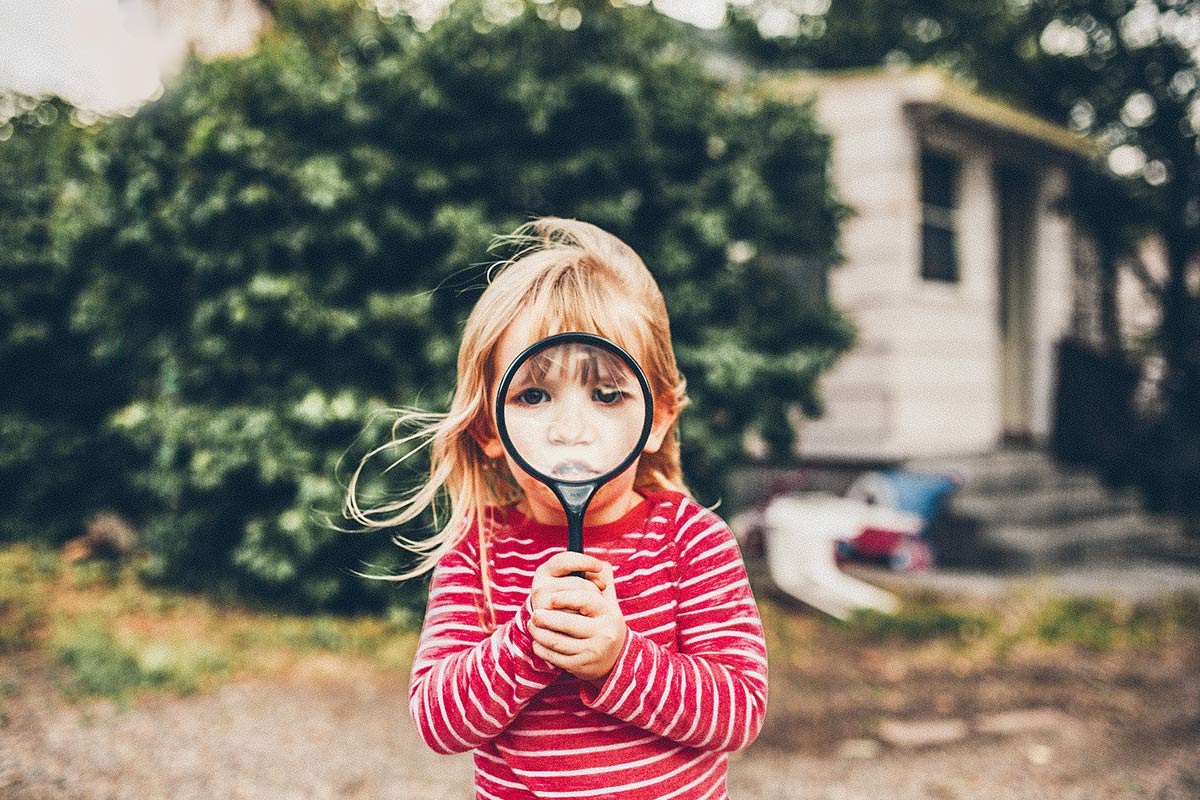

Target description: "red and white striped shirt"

left=409, top=490, right=768, bottom=799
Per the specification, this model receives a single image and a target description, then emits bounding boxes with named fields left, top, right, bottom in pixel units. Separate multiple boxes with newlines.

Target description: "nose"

left=546, top=395, right=594, bottom=445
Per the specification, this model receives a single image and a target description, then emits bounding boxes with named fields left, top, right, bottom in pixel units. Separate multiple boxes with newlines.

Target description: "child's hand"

left=528, top=552, right=627, bottom=684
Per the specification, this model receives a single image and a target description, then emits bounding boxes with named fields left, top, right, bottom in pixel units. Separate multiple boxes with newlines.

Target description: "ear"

left=470, top=418, right=507, bottom=460
left=479, top=434, right=506, bottom=460
left=642, top=396, right=680, bottom=455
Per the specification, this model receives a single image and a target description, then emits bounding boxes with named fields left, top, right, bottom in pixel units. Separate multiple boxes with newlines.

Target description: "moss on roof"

left=760, top=65, right=1099, bottom=160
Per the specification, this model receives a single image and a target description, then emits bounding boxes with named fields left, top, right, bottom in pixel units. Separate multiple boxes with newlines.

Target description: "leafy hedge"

left=0, top=0, right=851, bottom=612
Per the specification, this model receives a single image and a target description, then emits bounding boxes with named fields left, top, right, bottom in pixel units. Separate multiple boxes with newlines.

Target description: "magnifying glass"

left=495, top=332, right=654, bottom=555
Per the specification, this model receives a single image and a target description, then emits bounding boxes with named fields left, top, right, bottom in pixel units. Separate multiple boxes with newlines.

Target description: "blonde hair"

left=345, top=218, right=690, bottom=613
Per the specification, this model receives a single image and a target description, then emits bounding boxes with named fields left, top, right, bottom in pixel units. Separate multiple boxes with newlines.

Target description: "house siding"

left=800, top=77, right=917, bottom=459
left=787, top=70, right=1080, bottom=461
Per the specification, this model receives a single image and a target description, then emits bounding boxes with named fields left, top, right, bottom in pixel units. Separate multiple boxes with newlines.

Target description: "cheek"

left=503, top=455, right=550, bottom=495
left=596, top=413, right=646, bottom=457
left=595, top=459, right=640, bottom=500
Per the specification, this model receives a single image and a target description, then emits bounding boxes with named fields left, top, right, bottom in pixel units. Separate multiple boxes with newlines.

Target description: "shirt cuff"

left=514, top=597, right=561, bottom=675
left=578, top=627, right=642, bottom=711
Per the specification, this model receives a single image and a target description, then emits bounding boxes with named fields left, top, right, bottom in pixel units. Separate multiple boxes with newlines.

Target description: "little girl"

left=347, top=218, right=767, bottom=799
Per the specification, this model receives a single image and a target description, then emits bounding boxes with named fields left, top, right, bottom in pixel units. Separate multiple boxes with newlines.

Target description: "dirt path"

left=2, top=651, right=1198, bottom=800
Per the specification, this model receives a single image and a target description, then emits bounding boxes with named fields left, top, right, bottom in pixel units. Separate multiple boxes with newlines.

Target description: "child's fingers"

left=533, top=641, right=576, bottom=668
left=546, top=588, right=607, bottom=616
left=530, top=574, right=596, bottom=611
left=595, top=561, right=616, bottom=597
left=542, top=552, right=610, bottom=588
left=532, top=608, right=595, bottom=638
left=530, top=623, right=587, bottom=657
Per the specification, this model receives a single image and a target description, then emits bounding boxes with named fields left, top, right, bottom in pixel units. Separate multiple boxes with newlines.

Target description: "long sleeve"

left=579, top=503, right=768, bottom=753
left=408, top=544, right=561, bottom=754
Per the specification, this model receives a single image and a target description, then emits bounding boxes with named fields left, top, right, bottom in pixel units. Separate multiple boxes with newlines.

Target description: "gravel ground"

left=2, top=654, right=1198, bottom=800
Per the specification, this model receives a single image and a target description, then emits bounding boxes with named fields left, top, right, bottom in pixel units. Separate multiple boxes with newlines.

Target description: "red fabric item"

left=849, top=527, right=906, bottom=558
left=409, top=491, right=768, bottom=799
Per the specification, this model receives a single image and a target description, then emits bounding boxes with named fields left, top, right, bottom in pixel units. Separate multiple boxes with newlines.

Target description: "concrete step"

left=927, top=505, right=1187, bottom=571
left=949, top=484, right=1143, bottom=527
left=908, top=449, right=1101, bottom=495
left=983, top=512, right=1182, bottom=570
left=907, top=447, right=1181, bottom=571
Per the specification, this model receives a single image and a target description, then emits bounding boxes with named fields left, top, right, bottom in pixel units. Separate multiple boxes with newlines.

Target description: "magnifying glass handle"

left=567, top=513, right=584, bottom=555
left=565, top=516, right=587, bottom=576
left=556, top=484, right=595, bottom=551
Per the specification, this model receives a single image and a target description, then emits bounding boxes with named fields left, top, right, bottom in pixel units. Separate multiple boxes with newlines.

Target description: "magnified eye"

left=593, top=386, right=625, bottom=405
left=514, top=387, right=549, bottom=406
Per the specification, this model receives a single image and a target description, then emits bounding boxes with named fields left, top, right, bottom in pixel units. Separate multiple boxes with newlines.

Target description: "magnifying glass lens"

left=501, top=342, right=647, bottom=482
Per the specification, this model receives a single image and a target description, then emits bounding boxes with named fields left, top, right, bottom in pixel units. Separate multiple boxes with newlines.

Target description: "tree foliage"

left=1010, top=1, right=1200, bottom=516
left=0, top=99, right=136, bottom=542
left=1, top=0, right=851, bottom=610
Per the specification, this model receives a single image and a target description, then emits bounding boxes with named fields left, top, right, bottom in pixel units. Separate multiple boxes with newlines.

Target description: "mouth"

left=549, top=460, right=601, bottom=480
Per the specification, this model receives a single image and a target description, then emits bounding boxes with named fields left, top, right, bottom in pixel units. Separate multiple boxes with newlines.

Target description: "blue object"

left=848, top=469, right=959, bottom=531
left=882, top=469, right=958, bottom=519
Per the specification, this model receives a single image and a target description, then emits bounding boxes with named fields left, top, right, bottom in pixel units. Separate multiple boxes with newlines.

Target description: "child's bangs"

left=523, top=274, right=650, bottom=365
left=519, top=345, right=632, bottom=394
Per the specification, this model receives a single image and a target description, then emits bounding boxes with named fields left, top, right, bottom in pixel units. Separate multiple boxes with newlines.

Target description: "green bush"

left=3, top=0, right=849, bottom=612
left=0, top=99, right=136, bottom=544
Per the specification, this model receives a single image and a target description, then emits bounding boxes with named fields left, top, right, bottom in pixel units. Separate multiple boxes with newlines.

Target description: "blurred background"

left=1, top=1, right=1198, bottom=798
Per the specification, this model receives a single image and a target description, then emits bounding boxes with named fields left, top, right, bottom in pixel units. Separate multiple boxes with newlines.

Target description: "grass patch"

left=0, top=544, right=421, bottom=704
left=229, top=611, right=418, bottom=674
left=840, top=596, right=995, bottom=644
left=266, top=616, right=378, bottom=654
left=50, top=618, right=231, bottom=702
left=1032, top=596, right=1123, bottom=652
left=1029, top=593, right=1197, bottom=653
left=0, top=545, right=53, bottom=653
left=1167, top=591, right=1200, bottom=631
left=52, top=622, right=150, bottom=702
left=762, top=583, right=1197, bottom=672
left=0, top=677, right=19, bottom=729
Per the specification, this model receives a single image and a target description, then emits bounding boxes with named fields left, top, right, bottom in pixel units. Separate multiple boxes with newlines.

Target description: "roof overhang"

left=763, top=66, right=1100, bottom=164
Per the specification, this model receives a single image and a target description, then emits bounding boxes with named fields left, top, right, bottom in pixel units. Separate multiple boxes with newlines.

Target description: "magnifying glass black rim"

left=494, top=331, right=655, bottom=489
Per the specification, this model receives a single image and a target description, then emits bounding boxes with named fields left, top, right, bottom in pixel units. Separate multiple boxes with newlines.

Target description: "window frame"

left=919, top=148, right=962, bottom=284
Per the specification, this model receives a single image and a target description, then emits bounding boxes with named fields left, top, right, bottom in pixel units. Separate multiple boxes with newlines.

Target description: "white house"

left=768, top=68, right=1098, bottom=462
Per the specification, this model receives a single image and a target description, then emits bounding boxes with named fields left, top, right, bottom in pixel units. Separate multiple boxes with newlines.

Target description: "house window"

left=920, top=150, right=961, bottom=283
